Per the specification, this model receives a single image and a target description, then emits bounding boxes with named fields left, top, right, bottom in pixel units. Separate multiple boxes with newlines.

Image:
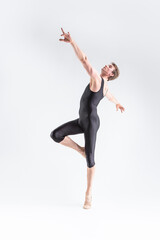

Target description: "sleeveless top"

left=78, top=77, right=106, bottom=119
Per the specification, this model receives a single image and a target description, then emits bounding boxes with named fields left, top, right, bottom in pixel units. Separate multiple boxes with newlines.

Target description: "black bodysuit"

left=50, top=77, right=106, bottom=168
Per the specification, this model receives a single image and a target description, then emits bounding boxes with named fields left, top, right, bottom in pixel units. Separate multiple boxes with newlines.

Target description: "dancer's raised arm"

left=59, top=27, right=86, bottom=61
left=59, top=28, right=99, bottom=79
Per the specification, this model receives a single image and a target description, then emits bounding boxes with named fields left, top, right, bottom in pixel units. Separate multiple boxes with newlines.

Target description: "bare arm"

left=70, top=40, right=99, bottom=79
left=106, top=90, right=125, bottom=113
left=59, top=28, right=85, bottom=60
left=59, top=28, right=99, bottom=79
left=70, top=39, right=86, bottom=61
left=106, top=90, right=119, bottom=104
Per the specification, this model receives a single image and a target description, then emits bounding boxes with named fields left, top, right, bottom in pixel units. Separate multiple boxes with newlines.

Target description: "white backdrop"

left=0, top=0, right=160, bottom=239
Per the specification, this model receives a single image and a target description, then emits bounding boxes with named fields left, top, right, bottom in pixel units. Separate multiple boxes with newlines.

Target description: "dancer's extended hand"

left=116, top=103, right=125, bottom=113
left=59, top=27, right=73, bottom=43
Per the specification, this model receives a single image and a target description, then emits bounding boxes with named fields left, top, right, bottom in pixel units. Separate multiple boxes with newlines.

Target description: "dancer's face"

left=101, top=64, right=115, bottom=78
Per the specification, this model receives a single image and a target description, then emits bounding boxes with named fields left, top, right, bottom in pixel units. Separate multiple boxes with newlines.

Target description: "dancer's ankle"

left=85, top=190, right=92, bottom=196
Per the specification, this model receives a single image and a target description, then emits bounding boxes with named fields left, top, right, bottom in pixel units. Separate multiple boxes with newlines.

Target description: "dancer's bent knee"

left=50, top=129, right=65, bottom=143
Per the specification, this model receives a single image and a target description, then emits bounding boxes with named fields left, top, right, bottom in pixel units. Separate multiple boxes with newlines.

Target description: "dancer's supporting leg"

left=83, top=127, right=97, bottom=209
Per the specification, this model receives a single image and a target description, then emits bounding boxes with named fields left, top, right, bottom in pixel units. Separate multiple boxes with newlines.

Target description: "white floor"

left=0, top=194, right=160, bottom=240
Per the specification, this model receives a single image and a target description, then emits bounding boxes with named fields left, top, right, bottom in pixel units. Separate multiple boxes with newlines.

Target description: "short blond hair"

left=108, top=62, right=120, bottom=81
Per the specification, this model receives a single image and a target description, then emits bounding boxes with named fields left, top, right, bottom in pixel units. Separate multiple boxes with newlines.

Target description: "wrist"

left=70, top=39, right=74, bottom=45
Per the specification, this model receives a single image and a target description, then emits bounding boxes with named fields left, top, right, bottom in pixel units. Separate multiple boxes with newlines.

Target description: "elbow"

left=81, top=56, right=87, bottom=62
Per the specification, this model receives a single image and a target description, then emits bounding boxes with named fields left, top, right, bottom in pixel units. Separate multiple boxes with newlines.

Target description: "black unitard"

left=50, top=77, right=106, bottom=168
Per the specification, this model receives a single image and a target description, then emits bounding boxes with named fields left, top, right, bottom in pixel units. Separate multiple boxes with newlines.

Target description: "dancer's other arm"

left=106, top=90, right=125, bottom=113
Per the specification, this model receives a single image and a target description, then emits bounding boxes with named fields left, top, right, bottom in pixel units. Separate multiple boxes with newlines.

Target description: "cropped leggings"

left=50, top=118, right=99, bottom=168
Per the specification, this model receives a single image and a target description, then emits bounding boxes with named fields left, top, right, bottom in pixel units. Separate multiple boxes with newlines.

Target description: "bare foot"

left=79, top=146, right=86, bottom=158
left=83, top=193, right=92, bottom=209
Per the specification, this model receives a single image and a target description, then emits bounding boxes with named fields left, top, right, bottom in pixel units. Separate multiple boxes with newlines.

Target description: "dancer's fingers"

left=61, top=27, right=65, bottom=34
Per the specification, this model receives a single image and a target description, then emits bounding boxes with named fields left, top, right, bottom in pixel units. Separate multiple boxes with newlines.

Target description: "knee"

left=86, top=153, right=95, bottom=168
left=87, top=162, right=95, bottom=168
left=50, top=129, right=64, bottom=143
